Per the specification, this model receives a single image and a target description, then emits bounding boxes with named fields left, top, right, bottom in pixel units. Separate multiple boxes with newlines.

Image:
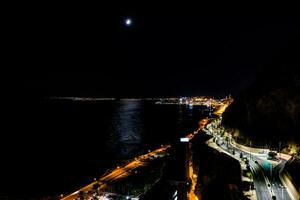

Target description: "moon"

left=125, top=18, right=132, bottom=26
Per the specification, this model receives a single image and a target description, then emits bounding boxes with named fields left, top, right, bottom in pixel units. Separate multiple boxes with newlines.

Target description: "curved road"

left=218, top=140, right=291, bottom=200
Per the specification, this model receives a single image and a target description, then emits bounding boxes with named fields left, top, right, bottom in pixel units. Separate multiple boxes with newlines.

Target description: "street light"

left=270, top=162, right=274, bottom=195
left=250, top=140, right=252, bottom=161
left=279, top=184, right=285, bottom=198
left=279, top=141, right=281, bottom=160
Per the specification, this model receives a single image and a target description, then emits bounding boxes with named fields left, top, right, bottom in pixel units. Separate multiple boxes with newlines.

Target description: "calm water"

left=2, top=99, right=208, bottom=198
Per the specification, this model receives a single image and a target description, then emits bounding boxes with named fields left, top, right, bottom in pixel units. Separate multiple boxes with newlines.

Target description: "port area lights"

left=180, top=137, right=189, bottom=142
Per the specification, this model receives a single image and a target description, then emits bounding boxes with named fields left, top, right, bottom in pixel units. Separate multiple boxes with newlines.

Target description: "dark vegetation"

left=223, top=40, right=300, bottom=147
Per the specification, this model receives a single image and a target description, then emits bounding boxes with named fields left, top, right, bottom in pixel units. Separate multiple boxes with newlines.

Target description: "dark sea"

left=1, top=99, right=208, bottom=199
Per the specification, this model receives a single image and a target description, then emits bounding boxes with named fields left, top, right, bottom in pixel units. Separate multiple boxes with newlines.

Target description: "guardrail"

left=279, top=170, right=300, bottom=200
left=231, top=140, right=269, bottom=154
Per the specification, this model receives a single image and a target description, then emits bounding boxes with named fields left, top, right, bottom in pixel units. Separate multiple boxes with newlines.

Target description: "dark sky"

left=6, top=4, right=300, bottom=97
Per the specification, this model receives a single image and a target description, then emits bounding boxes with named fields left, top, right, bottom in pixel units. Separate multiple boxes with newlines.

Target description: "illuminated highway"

left=205, top=118, right=294, bottom=200
left=185, top=98, right=231, bottom=200
left=188, top=158, right=198, bottom=200
left=61, top=145, right=170, bottom=200
left=61, top=119, right=211, bottom=200
left=213, top=98, right=233, bottom=116
left=186, top=118, right=210, bottom=200
left=226, top=143, right=291, bottom=200
left=202, top=98, right=292, bottom=200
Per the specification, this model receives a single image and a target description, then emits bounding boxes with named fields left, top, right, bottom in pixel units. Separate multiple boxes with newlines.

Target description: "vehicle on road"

left=240, top=153, right=243, bottom=159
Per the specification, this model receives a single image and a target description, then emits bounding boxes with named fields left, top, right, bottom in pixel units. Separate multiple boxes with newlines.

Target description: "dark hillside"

left=223, top=39, right=300, bottom=147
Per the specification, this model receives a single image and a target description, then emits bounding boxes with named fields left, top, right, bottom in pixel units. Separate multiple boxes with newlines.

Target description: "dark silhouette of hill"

left=223, top=39, right=300, bottom=147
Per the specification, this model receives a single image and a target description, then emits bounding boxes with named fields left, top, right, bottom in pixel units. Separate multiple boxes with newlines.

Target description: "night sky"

left=6, top=4, right=300, bottom=98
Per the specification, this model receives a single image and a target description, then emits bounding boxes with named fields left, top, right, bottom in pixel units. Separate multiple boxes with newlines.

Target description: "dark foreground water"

left=1, top=99, right=208, bottom=199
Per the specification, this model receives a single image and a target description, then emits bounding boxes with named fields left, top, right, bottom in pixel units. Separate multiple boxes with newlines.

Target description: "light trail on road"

left=186, top=98, right=233, bottom=200
left=213, top=98, right=233, bottom=116
left=61, top=145, right=170, bottom=200
left=188, top=159, right=199, bottom=200
left=206, top=118, right=293, bottom=200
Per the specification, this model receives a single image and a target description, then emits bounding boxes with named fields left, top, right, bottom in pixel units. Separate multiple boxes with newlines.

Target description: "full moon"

left=125, top=18, right=132, bottom=26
